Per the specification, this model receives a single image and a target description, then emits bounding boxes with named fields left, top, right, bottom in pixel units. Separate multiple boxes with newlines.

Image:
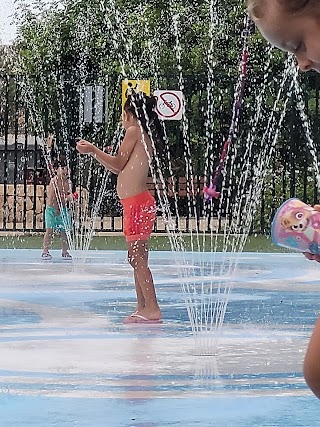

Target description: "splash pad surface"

left=0, top=249, right=319, bottom=426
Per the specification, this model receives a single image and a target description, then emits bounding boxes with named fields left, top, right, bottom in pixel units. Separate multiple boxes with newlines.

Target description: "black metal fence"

left=0, top=71, right=320, bottom=233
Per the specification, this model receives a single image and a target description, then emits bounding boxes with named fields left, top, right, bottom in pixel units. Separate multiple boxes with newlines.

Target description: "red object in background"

left=73, top=192, right=79, bottom=200
left=203, top=185, right=220, bottom=200
left=104, top=146, right=112, bottom=154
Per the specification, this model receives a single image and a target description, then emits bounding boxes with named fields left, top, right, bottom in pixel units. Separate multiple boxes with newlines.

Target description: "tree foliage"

left=11, top=0, right=320, bottom=228
left=14, top=0, right=251, bottom=78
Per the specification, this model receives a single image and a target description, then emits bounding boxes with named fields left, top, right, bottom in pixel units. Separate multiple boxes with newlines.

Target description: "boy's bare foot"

left=41, top=252, right=52, bottom=260
left=62, top=252, right=72, bottom=259
left=123, top=308, right=162, bottom=324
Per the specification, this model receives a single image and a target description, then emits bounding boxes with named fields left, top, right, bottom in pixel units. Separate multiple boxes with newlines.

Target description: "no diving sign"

left=154, top=90, right=184, bottom=120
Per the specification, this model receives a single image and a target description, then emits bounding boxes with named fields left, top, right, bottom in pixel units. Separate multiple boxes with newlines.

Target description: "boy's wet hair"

left=52, top=157, right=68, bottom=170
left=124, top=91, right=165, bottom=142
left=247, top=0, right=313, bottom=20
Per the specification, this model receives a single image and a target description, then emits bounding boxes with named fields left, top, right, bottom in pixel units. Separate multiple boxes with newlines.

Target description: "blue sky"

left=0, top=0, right=54, bottom=45
left=0, top=0, right=16, bottom=44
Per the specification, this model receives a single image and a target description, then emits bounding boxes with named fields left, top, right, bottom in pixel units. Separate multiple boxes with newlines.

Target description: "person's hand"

left=303, top=252, right=320, bottom=263
left=76, top=139, right=95, bottom=156
left=303, top=204, right=320, bottom=263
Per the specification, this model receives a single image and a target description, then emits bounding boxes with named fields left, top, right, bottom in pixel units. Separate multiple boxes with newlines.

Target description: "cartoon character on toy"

left=280, top=208, right=320, bottom=232
left=272, top=198, right=320, bottom=254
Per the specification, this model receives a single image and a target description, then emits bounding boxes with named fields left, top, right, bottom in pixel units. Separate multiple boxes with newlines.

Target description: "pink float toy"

left=271, top=198, right=320, bottom=254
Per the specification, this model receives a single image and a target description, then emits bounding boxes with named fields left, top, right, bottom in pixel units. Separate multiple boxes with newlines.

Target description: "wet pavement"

left=0, top=249, right=319, bottom=426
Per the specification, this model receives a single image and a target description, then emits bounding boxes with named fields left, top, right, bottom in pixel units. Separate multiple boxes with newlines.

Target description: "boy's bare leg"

left=43, top=229, right=53, bottom=254
left=133, top=269, right=146, bottom=312
left=61, top=231, right=69, bottom=256
left=303, top=317, right=320, bottom=399
left=125, top=240, right=161, bottom=321
left=124, top=243, right=147, bottom=317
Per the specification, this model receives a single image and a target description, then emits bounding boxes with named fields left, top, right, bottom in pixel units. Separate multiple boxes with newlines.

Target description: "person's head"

left=247, top=0, right=320, bottom=72
left=123, top=92, right=156, bottom=128
left=53, top=158, right=69, bottom=180
left=56, top=165, right=69, bottom=180
left=123, top=92, right=165, bottom=141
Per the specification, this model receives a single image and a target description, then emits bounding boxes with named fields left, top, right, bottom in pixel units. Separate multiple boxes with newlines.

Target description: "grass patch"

left=0, top=233, right=290, bottom=253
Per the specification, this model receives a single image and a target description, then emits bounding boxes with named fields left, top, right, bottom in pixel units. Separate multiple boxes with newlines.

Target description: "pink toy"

left=104, top=146, right=113, bottom=154
left=203, top=185, right=220, bottom=200
left=271, top=198, right=320, bottom=254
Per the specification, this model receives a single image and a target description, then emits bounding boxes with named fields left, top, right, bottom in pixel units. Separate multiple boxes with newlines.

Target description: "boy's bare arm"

left=63, top=180, right=73, bottom=201
left=304, top=317, right=320, bottom=399
left=77, top=127, right=138, bottom=174
left=303, top=205, right=320, bottom=263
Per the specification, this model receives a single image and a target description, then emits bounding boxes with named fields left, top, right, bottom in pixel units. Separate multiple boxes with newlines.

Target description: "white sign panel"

left=154, top=90, right=184, bottom=120
left=83, top=86, right=93, bottom=123
left=82, top=85, right=108, bottom=124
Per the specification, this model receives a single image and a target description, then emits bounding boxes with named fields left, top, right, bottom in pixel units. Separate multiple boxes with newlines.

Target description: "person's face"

left=257, top=2, right=320, bottom=72
left=57, top=166, right=69, bottom=179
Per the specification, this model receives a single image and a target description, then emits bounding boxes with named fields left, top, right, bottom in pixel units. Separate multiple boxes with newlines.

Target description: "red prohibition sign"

left=156, top=92, right=182, bottom=118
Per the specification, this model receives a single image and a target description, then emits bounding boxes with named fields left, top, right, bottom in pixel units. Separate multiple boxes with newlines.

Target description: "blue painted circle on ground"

left=0, top=308, right=41, bottom=325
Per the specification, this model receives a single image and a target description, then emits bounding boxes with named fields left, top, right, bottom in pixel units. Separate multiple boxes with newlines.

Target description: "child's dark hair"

left=52, top=156, right=67, bottom=170
left=124, top=92, right=165, bottom=143
left=278, top=0, right=314, bottom=13
left=247, top=0, right=315, bottom=19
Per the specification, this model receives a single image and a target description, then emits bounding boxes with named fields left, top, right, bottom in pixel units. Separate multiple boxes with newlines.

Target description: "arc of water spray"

left=292, top=70, right=320, bottom=193
left=76, top=1, right=190, bottom=264
left=202, top=58, right=296, bottom=353
left=203, top=14, right=252, bottom=201
left=74, top=1, right=134, bottom=260
left=19, top=75, right=75, bottom=250
left=186, top=47, right=295, bottom=355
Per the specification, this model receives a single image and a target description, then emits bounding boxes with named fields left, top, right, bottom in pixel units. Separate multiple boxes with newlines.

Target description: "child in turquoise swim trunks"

left=42, top=162, right=73, bottom=260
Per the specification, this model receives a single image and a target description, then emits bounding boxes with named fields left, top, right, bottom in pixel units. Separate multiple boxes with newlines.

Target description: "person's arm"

left=304, top=317, right=320, bottom=399
left=65, top=179, right=75, bottom=202
left=303, top=205, right=320, bottom=263
left=77, top=127, right=138, bottom=174
left=65, top=191, right=75, bottom=202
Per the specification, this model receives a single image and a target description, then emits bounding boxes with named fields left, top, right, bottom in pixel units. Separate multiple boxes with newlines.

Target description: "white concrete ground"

left=0, top=249, right=319, bottom=426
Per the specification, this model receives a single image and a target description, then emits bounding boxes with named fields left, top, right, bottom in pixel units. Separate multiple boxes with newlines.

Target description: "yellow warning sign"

left=122, top=79, right=150, bottom=110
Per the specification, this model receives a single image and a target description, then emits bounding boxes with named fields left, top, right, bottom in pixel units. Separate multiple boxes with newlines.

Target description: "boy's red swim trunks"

left=120, top=191, right=156, bottom=242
